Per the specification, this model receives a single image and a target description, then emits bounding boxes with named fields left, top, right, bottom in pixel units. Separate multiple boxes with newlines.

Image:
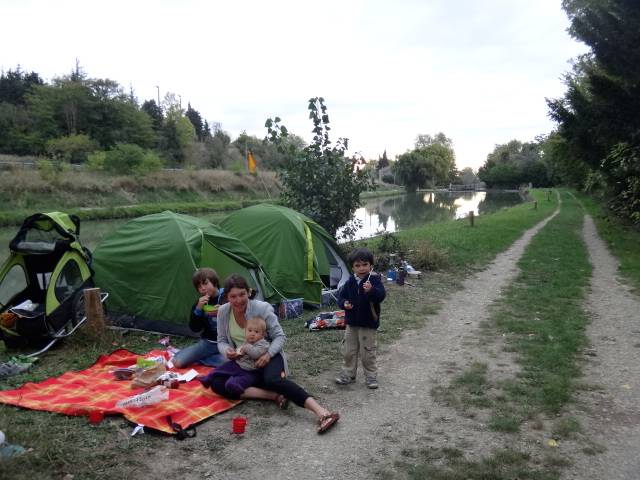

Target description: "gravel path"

left=561, top=215, right=640, bottom=480
left=143, top=209, right=560, bottom=480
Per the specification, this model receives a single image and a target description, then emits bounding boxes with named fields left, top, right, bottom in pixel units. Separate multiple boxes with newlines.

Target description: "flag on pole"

left=247, top=150, right=257, bottom=174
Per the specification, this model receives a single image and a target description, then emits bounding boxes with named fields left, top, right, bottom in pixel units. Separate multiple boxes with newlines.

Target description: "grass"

left=576, top=192, right=640, bottom=293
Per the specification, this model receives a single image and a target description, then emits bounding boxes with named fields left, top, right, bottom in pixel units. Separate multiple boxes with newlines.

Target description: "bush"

left=408, top=239, right=449, bottom=271
left=103, top=144, right=164, bottom=175
left=36, top=159, right=70, bottom=182
left=86, top=151, right=106, bottom=171
left=382, top=173, right=395, bottom=184
left=45, top=134, right=98, bottom=164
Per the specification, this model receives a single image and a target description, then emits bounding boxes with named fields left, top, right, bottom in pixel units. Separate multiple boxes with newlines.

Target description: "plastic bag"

left=116, top=385, right=169, bottom=408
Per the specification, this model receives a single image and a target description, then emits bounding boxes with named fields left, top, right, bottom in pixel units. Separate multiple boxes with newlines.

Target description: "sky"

left=1, top=0, right=589, bottom=171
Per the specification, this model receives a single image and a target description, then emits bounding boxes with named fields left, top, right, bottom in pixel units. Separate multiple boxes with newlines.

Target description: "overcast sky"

left=1, top=0, right=588, bottom=170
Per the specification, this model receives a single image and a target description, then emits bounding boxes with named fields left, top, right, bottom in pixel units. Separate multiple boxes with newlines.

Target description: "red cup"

left=89, top=410, right=104, bottom=424
left=232, top=415, right=247, bottom=434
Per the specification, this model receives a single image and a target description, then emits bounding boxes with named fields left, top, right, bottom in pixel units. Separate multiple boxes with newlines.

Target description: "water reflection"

left=345, top=191, right=522, bottom=240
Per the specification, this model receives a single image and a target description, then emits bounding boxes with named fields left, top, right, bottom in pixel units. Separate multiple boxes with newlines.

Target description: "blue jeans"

left=172, top=339, right=224, bottom=368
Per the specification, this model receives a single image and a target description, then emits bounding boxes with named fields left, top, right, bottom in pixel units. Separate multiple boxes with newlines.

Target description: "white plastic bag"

left=116, top=385, right=169, bottom=408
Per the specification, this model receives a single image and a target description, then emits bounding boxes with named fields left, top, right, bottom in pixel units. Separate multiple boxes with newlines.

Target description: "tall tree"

left=548, top=0, right=640, bottom=223
left=393, top=141, right=456, bottom=191
left=185, top=103, right=204, bottom=141
left=266, top=97, right=374, bottom=237
left=0, top=67, right=44, bottom=105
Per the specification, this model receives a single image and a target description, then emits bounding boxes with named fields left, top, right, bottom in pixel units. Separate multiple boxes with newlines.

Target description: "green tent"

left=93, top=211, right=272, bottom=333
left=220, top=204, right=349, bottom=305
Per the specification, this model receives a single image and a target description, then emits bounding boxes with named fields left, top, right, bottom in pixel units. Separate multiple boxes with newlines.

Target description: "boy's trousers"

left=341, top=325, right=378, bottom=379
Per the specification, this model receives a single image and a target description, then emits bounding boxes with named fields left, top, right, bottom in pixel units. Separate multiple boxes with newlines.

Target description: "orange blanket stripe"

left=0, top=349, right=240, bottom=434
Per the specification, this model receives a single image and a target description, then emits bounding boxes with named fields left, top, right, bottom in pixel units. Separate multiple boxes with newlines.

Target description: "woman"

left=209, top=274, right=340, bottom=434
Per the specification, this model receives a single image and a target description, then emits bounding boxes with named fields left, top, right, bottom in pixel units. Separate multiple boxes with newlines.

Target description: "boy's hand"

left=363, top=281, right=372, bottom=292
left=197, top=295, right=210, bottom=309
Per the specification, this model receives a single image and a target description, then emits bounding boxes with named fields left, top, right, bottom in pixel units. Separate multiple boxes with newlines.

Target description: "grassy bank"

left=0, top=168, right=403, bottom=226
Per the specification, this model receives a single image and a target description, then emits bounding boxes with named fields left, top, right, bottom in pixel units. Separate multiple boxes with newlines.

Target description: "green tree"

left=45, top=134, right=98, bottom=163
left=0, top=67, right=44, bottom=105
left=185, top=103, right=204, bottom=141
left=547, top=0, right=640, bottom=223
left=266, top=97, right=374, bottom=237
left=394, top=142, right=456, bottom=192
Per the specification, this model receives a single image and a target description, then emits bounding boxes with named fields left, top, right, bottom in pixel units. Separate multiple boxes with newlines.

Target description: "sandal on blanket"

left=317, top=412, right=340, bottom=434
left=275, top=394, right=289, bottom=410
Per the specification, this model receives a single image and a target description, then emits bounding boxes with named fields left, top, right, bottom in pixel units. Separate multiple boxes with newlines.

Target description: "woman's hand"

left=197, top=295, right=210, bottom=309
left=255, top=352, right=272, bottom=368
left=226, top=347, right=240, bottom=360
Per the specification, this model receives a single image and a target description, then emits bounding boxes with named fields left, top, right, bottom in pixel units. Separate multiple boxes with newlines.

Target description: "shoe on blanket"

left=335, top=375, right=355, bottom=385
left=366, top=377, right=378, bottom=389
left=317, top=412, right=340, bottom=434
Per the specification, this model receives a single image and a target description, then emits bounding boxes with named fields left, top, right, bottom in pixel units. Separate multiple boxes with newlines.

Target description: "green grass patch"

left=490, top=191, right=591, bottom=417
left=577, top=193, right=640, bottom=293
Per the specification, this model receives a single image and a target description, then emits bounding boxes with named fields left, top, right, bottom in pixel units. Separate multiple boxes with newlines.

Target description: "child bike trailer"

left=0, top=212, right=96, bottom=352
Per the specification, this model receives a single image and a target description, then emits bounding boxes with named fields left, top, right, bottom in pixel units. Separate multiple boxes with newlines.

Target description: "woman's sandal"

left=317, top=412, right=340, bottom=434
left=275, top=394, right=289, bottom=410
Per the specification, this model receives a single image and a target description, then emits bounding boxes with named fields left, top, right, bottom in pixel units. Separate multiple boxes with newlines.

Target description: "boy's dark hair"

left=348, top=248, right=374, bottom=267
left=192, top=268, right=220, bottom=289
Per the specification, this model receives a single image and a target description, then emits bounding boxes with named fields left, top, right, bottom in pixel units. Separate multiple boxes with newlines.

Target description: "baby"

left=198, top=316, right=270, bottom=396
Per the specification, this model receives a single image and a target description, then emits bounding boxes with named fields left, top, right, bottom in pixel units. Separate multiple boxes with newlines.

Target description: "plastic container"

left=88, top=410, right=104, bottom=424
left=387, top=269, right=397, bottom=281
left=232, top=415, right=247, bottom=434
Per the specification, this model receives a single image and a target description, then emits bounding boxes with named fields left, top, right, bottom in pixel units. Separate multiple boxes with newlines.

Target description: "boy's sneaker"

left=366, top=377, right=379, bottom=389
left=335, top=375, right=355, bottom=385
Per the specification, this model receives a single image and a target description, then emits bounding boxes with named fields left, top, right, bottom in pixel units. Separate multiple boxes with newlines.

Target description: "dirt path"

left=561, top=215, right=640, bottom=480
left=143, top=209, right=560, bottom=479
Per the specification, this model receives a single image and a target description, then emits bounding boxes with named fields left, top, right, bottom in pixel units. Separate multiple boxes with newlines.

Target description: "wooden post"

left=533, top=201, right=538, bottom=210
left=469, top=210, right=475, bottom=227
left=546, top=190, right=551, bottom=201
left=83, top=288, right=105, bottom=337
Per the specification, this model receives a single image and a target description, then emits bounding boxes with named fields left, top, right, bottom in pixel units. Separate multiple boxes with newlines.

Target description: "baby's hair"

left=247, top=316, right=267, bottom=333
left=347, top=247, right=374, bottom=267
left=192, top=267, right=220, bottom=289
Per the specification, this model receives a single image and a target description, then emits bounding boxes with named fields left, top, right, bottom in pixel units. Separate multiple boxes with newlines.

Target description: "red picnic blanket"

left=0, top=349, right=240, bottom=434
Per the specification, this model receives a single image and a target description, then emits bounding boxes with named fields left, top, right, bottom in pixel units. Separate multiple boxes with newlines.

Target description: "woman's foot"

left=317, top=412, right=340, bottom=434
left=196, top=375, right=211, bottom=388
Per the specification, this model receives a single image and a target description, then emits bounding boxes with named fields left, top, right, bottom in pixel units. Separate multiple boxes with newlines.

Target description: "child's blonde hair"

left=246, top=316, right=267, bottom=333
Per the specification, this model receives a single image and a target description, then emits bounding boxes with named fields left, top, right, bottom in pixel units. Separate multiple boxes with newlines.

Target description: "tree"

left=141, top=99, right=163, bottom=131
left=415, top=132, right=453, bottom=149
left=185, top=103, right=204, bottom=141
left=478, top=140, right=551, bottom=188
left=266, top=97, right=374, bottom=237
left=394, top=141, right=456, bottom=192
left=377, top=150, right=389, bottom=171
left=547, top=0, right=640, bottom=223
left=0, top=67, right=43, bottom=105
